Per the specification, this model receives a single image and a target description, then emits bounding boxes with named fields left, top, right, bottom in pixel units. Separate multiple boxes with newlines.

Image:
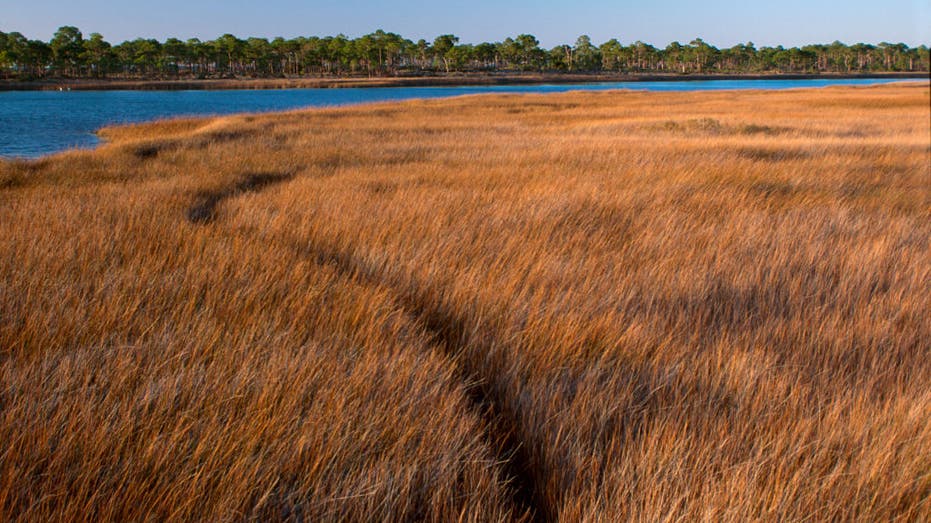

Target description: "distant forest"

left=1, top=26, right=928, bottom=79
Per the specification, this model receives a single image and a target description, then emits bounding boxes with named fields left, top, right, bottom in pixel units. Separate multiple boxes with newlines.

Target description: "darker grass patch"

left=736, top=147, right=809, bottom=162
left=739, top=124, right=790, bottom=136
left=660, top=120, right=793, bottom=137
left=134, top=129, right=260, bottom=160
left=838, top=180, right=887, bottom=200
left=0, top=158, right=50, bottom=189
left=199, top=129, right=258, bottom=144
left=749, top=180, right=798, bottom=199
left=364, top=180, right=399, bottom=195
left=661, top=118, right=725, bottom=134
left=133, top=142, right=174, bottom=159
left=0, top=165, right=22, bottom=189
left=187, top=172, right=294, bottom=224
left=0, top=171, right=20, bottom=189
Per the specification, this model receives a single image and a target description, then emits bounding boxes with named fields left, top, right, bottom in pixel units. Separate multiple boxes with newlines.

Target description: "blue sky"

left=1, top=0, right=928, bottom=47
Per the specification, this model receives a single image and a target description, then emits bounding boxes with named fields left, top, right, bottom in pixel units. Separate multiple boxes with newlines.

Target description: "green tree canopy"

left=0, top=27, right=925, bottom=79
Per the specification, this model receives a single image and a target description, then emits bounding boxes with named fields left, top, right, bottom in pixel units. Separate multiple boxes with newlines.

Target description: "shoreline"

left=1, top=72, right=926, bottom=91
left=3, top=82, right=926, bottom=162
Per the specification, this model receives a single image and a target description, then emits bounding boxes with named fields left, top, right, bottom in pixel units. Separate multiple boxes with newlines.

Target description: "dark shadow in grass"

left=287, top=237, right=542, bottom=522
left=736, top=147, right=810, bottom=162
left=133, top=129, right=260, bottom=160
left=133, top=143, right=170, bottom=159
left=187, top=172, right=294, bottom=224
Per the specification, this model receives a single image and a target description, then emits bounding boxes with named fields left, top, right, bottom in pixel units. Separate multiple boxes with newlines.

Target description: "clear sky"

left=1, top=0, right=928, bottom=48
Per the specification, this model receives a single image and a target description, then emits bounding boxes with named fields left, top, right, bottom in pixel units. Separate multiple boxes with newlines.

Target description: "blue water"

left=0, top=78, right=923, bottom=158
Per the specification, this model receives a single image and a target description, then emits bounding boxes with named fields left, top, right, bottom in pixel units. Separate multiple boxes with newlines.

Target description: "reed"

left=2, top=83, right=928, bottom=521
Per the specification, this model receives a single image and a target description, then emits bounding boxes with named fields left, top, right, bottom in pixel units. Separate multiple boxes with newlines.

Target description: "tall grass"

left=1, top=83, right=929, bottom=521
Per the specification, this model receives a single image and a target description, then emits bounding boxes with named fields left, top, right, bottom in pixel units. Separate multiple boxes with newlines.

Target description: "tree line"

left=1, top=26, right=927, bottom=80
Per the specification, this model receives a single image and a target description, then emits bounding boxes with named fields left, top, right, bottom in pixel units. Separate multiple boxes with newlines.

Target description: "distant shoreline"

left=1, top=72, right=926, bottom=91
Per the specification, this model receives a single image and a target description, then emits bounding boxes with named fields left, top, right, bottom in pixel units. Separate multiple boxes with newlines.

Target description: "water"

left=0, top=78, right=923, bottom=158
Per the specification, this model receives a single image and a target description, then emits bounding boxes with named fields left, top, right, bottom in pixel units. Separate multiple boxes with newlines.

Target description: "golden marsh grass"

left=1, top=83, right=929, bottom=521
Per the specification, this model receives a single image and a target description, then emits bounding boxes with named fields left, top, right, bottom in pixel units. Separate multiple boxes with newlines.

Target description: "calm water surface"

left=0, top=78, right=922, bottom=158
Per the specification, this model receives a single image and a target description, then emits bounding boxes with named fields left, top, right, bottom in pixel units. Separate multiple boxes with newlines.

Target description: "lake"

left=0, top=78, right=922, bottom=158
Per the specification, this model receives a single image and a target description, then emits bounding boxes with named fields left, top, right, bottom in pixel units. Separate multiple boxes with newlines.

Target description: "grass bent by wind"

left=1, top=83, right=929, bottom=521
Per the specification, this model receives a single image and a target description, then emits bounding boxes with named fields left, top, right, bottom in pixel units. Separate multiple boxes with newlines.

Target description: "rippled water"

left=0, top=78, right=921, bottom=158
